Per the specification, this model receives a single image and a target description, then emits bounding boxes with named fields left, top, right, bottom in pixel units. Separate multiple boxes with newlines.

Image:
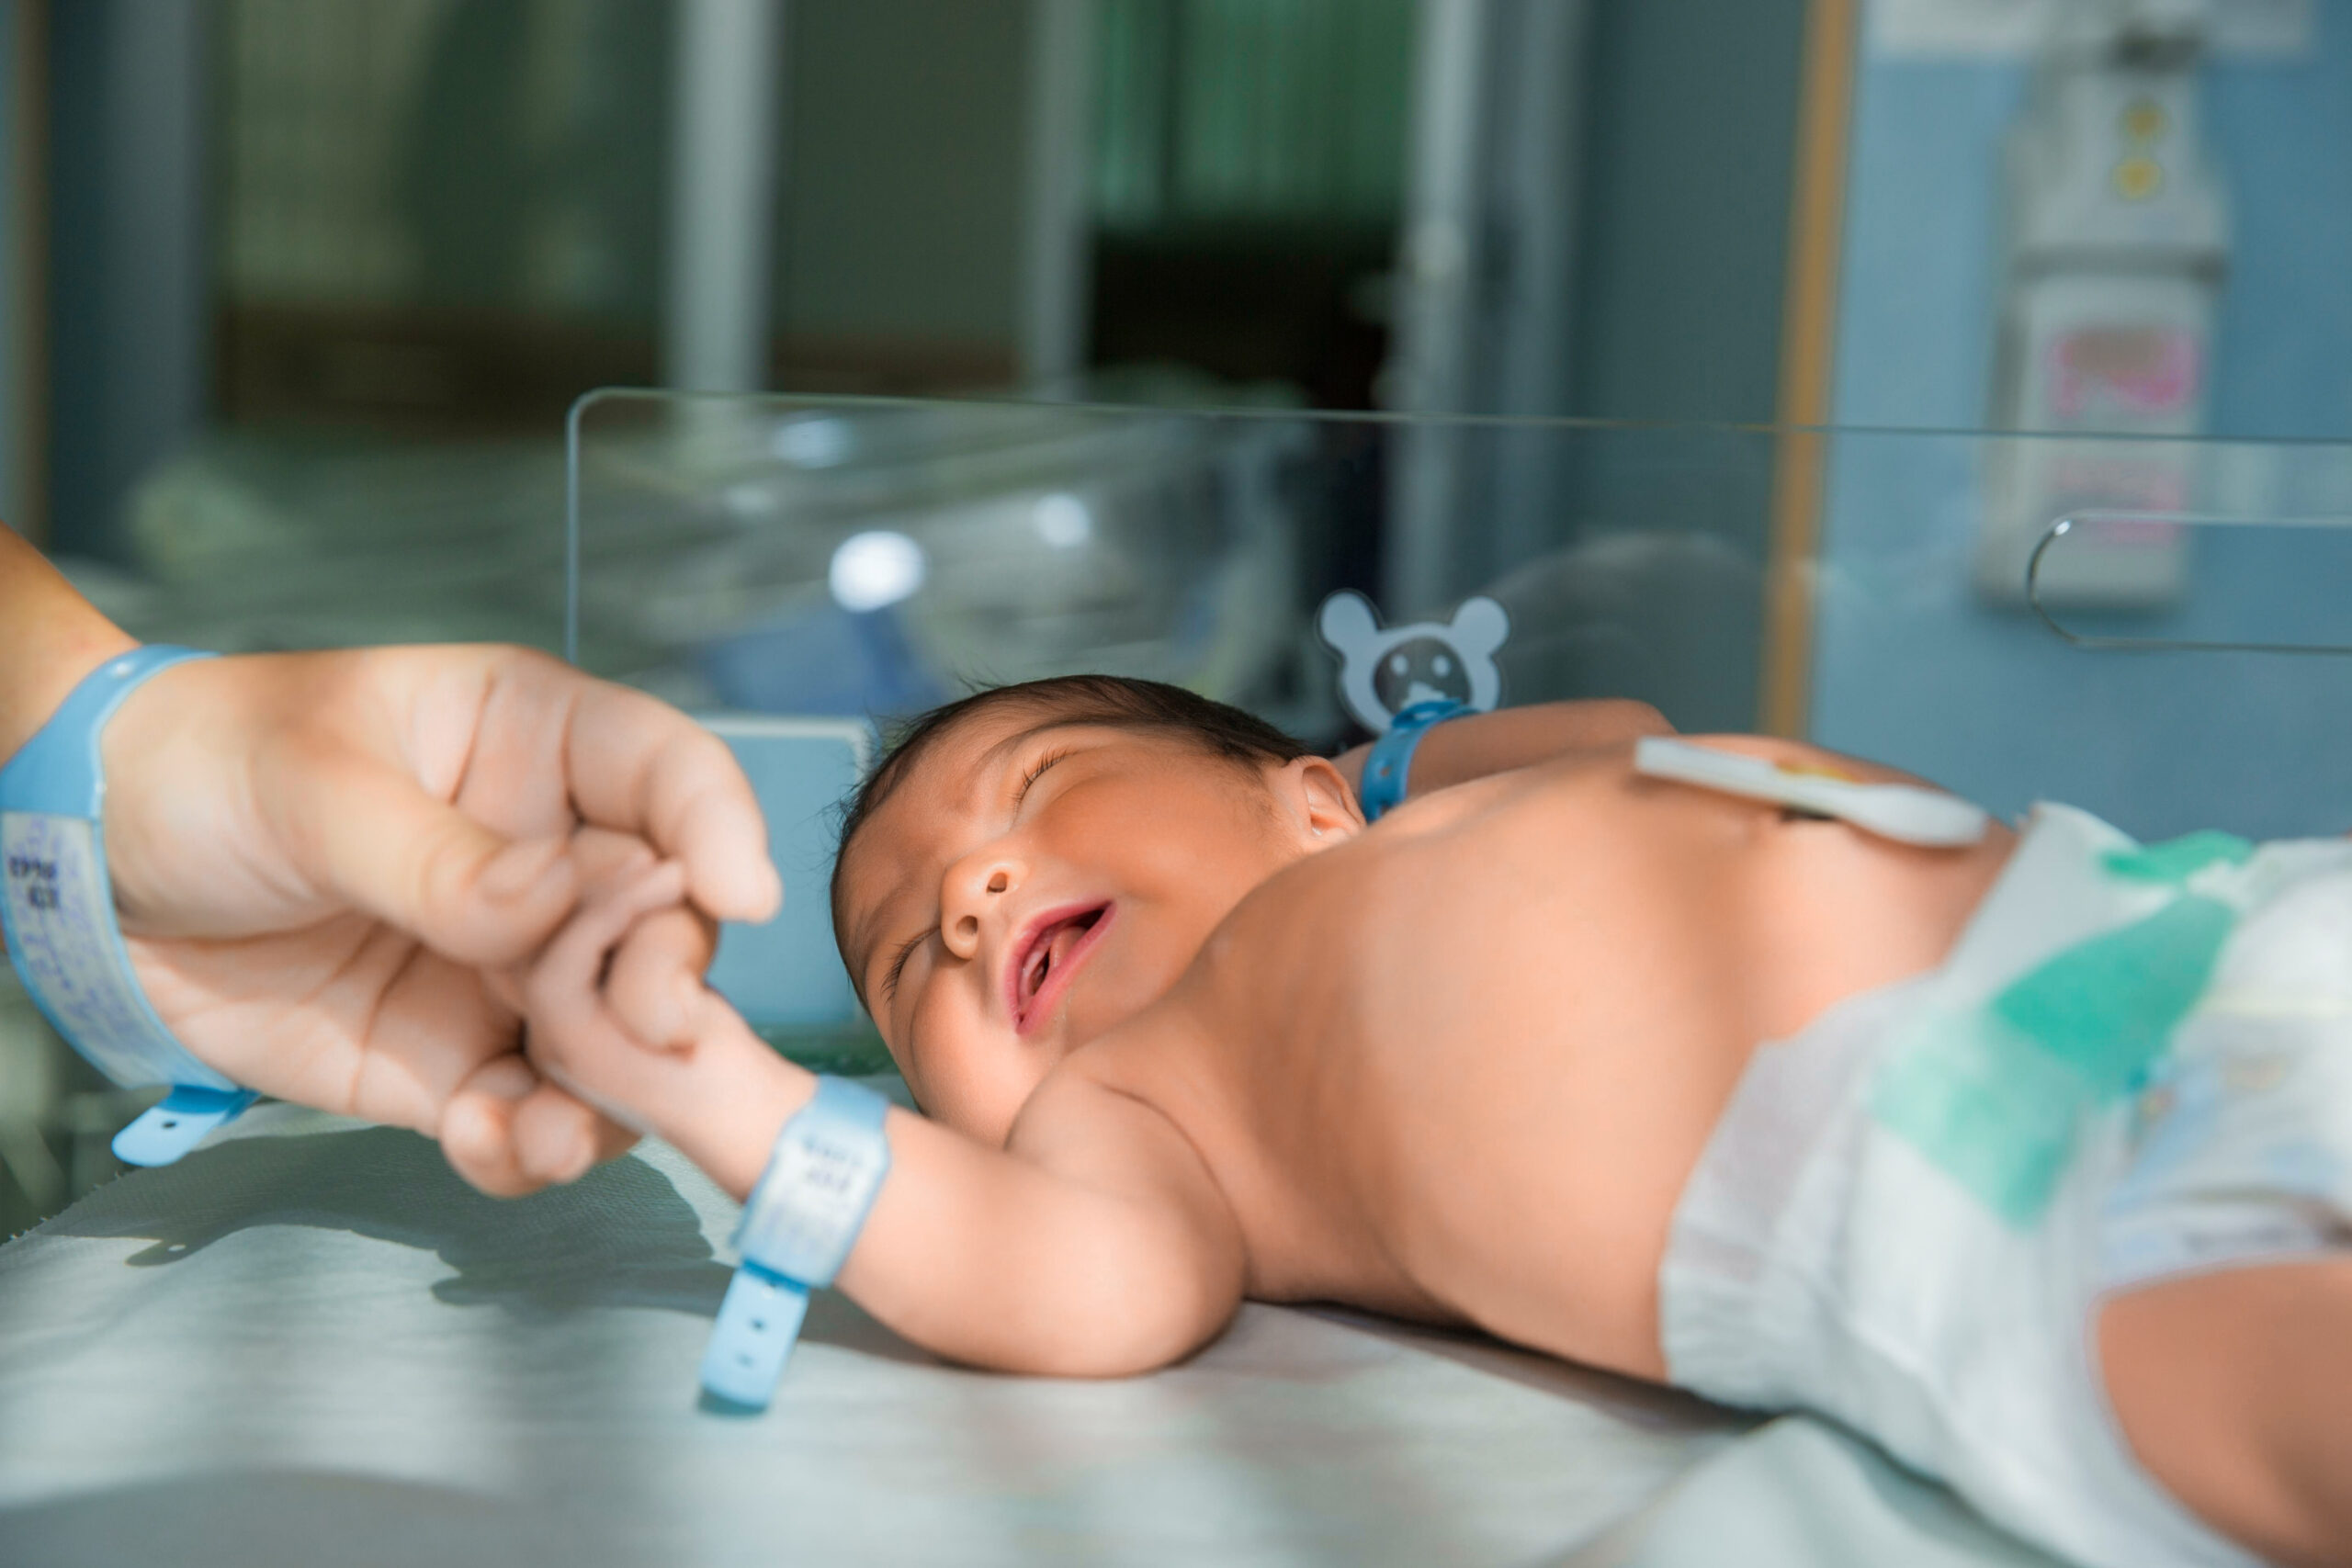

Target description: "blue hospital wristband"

left=700, top=1075, right=894, bottom=1409
left=1357, top=699, right=1468, bottom=822
left=0, top=646, right=257, bottom=1166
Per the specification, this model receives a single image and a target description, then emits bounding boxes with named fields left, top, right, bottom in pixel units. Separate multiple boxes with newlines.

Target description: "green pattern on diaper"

left=1987, top=894, right=2235, bottom=1096
left=1872, top=834, right=2243, bottom=1227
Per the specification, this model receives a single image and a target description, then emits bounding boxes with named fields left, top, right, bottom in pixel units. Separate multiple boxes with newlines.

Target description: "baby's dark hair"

left=831, top=674, right=1307, bottom=937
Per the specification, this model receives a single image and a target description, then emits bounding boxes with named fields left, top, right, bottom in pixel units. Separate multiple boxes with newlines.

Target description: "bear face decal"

left=1317, top=591, right=1509, bottom=735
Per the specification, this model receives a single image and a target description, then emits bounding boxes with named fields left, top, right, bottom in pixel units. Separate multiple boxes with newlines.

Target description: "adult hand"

left=92, top=644, right=778, bottom=1194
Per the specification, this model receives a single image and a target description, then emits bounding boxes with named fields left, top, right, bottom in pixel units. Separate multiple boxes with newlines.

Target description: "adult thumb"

left=279, top=746, right=579, bottom=967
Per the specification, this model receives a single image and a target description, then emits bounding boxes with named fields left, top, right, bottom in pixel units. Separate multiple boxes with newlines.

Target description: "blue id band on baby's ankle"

left=700, top=1075, right=893, bottom=1410
left=0, top=646, right=257, bottom=1167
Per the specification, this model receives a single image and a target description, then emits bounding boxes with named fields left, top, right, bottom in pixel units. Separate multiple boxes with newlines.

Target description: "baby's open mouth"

left=1009, top=903, right=1112, bottom=1032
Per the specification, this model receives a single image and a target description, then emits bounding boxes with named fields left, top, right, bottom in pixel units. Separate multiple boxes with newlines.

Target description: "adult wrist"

left=0, top=631, right=138, bottom=776
left=1, top=646, right=255, bottom=1163
left=0, top=530, right=139, bottom=768
left=90, top=655, right=228, bottom=931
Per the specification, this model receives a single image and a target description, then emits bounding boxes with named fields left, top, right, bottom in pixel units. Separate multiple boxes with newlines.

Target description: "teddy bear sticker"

left=1317, top=591, right=1509, bottom=735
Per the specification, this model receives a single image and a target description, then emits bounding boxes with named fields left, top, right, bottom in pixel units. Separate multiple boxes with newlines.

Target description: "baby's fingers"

left=524, top=860, right=686, bottom=1078
left=530, top=862, right=686, bottom=1012
left=605, top=904, right=718, bottom=1052
left=480, top=829, right=667, bottom=1019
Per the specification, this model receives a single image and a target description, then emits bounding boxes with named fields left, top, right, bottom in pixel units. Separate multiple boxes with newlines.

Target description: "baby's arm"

left=1332, top=698, right=1671, bottom=801
left=524, top=866, right=1248, bottom=1377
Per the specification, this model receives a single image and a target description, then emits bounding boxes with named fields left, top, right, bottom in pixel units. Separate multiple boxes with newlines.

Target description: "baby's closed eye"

left=882, top=924, right=937, bottom=1005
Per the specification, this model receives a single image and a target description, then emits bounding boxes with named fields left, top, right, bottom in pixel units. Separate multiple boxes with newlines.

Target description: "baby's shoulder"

left=1006, top=1021, right=1249, bottom=1204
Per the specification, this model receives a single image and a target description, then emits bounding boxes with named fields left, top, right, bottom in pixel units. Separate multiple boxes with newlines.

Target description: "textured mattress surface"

left=0, top=1102, right=1748, bottom=1568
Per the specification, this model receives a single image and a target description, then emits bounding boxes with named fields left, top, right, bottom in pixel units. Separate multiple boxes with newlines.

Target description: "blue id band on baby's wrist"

left=1357, top=699, right=1468, bottom=822
left=0, top=646, right=256, bottom=1167
left=700, top=1075, right=894, bottom=1410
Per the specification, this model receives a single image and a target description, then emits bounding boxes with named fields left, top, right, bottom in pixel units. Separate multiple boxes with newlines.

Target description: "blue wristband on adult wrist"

left=700, top=1075, right=894, bottom=1410
left=1357, top=699, right=1468, bottom=822
left=1, top=646, right=256, bottom=1167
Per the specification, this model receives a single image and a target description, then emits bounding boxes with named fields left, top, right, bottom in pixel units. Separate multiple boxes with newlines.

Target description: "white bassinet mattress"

left=0, top=1100, right=2064, bottom=1568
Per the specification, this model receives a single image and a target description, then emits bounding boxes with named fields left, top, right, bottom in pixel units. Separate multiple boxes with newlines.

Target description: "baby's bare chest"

left=1120, top=770, right=2005, bottom=1377
left=1120, top=790, right=1760, bottom=1372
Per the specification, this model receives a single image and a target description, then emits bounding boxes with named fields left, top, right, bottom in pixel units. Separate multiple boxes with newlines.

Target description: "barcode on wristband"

left=2, top=811, right=229, bottom=1091
left=735, top=1123, right=889, bottom=1284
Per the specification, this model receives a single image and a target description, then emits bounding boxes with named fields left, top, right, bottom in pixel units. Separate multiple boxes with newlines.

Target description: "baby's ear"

left=1280, top=755, right=1365, bottom=846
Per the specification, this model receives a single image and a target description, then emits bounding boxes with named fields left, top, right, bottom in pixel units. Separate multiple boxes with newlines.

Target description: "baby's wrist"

left=651, top=1025, right=813, bottom=1200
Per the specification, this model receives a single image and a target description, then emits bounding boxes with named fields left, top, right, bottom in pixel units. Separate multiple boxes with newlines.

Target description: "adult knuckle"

left=414, top=819, right=484, bottom=918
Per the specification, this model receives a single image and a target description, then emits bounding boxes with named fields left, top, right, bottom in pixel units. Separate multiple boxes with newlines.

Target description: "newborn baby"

left=524, top=676, right=2352, bottom=1568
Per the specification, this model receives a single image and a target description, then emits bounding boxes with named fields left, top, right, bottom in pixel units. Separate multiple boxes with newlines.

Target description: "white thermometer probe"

left=1633, top=738, right=1990, bottom=848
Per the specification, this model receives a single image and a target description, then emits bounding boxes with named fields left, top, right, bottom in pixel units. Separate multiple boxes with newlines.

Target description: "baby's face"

left=837, top=712, right=1349, bottom=1143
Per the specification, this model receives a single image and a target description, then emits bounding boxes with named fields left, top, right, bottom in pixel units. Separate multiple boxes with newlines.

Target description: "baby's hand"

left=515, top=836, right=706, bottom=1160
left=540, top=827, right=720, bottom=1056
left=513, top=830, right=799, bottom=1197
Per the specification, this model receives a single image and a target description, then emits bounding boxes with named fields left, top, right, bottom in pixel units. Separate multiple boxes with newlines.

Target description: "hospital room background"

left=3, top=3, right=2352, bottom=1563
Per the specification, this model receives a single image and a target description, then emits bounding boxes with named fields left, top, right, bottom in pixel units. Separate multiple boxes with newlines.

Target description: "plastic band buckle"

left=1358, top=699, right=1468, bottom=822
left=0, top=646, right=254, bottom=1166
left=699, top=1075, right=892, bottom=1410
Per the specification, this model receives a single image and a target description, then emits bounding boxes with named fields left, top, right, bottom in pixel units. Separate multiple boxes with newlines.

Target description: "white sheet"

left=1565, top=1417, right=2068, bottom=1568
left=0, top=1102, right=1742, bottom=1567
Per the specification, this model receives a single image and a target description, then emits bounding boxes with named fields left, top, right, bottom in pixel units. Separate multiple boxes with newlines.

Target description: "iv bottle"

left=1976, top=0, right=2229, bottom=607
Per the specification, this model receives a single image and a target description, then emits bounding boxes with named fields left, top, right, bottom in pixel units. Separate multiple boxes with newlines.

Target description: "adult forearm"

left=0, top=525, right=140, bottom=767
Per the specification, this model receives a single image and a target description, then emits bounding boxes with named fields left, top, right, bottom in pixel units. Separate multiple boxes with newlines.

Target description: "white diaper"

left=1660, top=803, right=2352, bottom=1568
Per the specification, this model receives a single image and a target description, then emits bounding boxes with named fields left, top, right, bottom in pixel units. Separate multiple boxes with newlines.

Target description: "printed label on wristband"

left=735, top=1121, right=890, bottom=1285
left=2, top=811, right=229, bottom=1091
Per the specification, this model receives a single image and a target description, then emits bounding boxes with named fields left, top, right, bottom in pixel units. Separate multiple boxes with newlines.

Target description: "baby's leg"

left=2099, top=1258, right=2352, bottom=1568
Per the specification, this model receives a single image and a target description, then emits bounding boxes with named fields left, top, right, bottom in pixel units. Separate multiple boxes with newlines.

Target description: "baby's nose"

left=944, top=866, right=1013, bottom=958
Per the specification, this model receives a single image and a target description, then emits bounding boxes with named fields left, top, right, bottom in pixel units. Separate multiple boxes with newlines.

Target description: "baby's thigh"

left=2098, top=1258, right=2352, bottom=1568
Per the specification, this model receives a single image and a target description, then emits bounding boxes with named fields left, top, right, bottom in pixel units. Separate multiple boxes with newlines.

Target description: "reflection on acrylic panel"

left=699, top=716, right=871, bottom=1033
left=570, top=391, right=2352, bottom=846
